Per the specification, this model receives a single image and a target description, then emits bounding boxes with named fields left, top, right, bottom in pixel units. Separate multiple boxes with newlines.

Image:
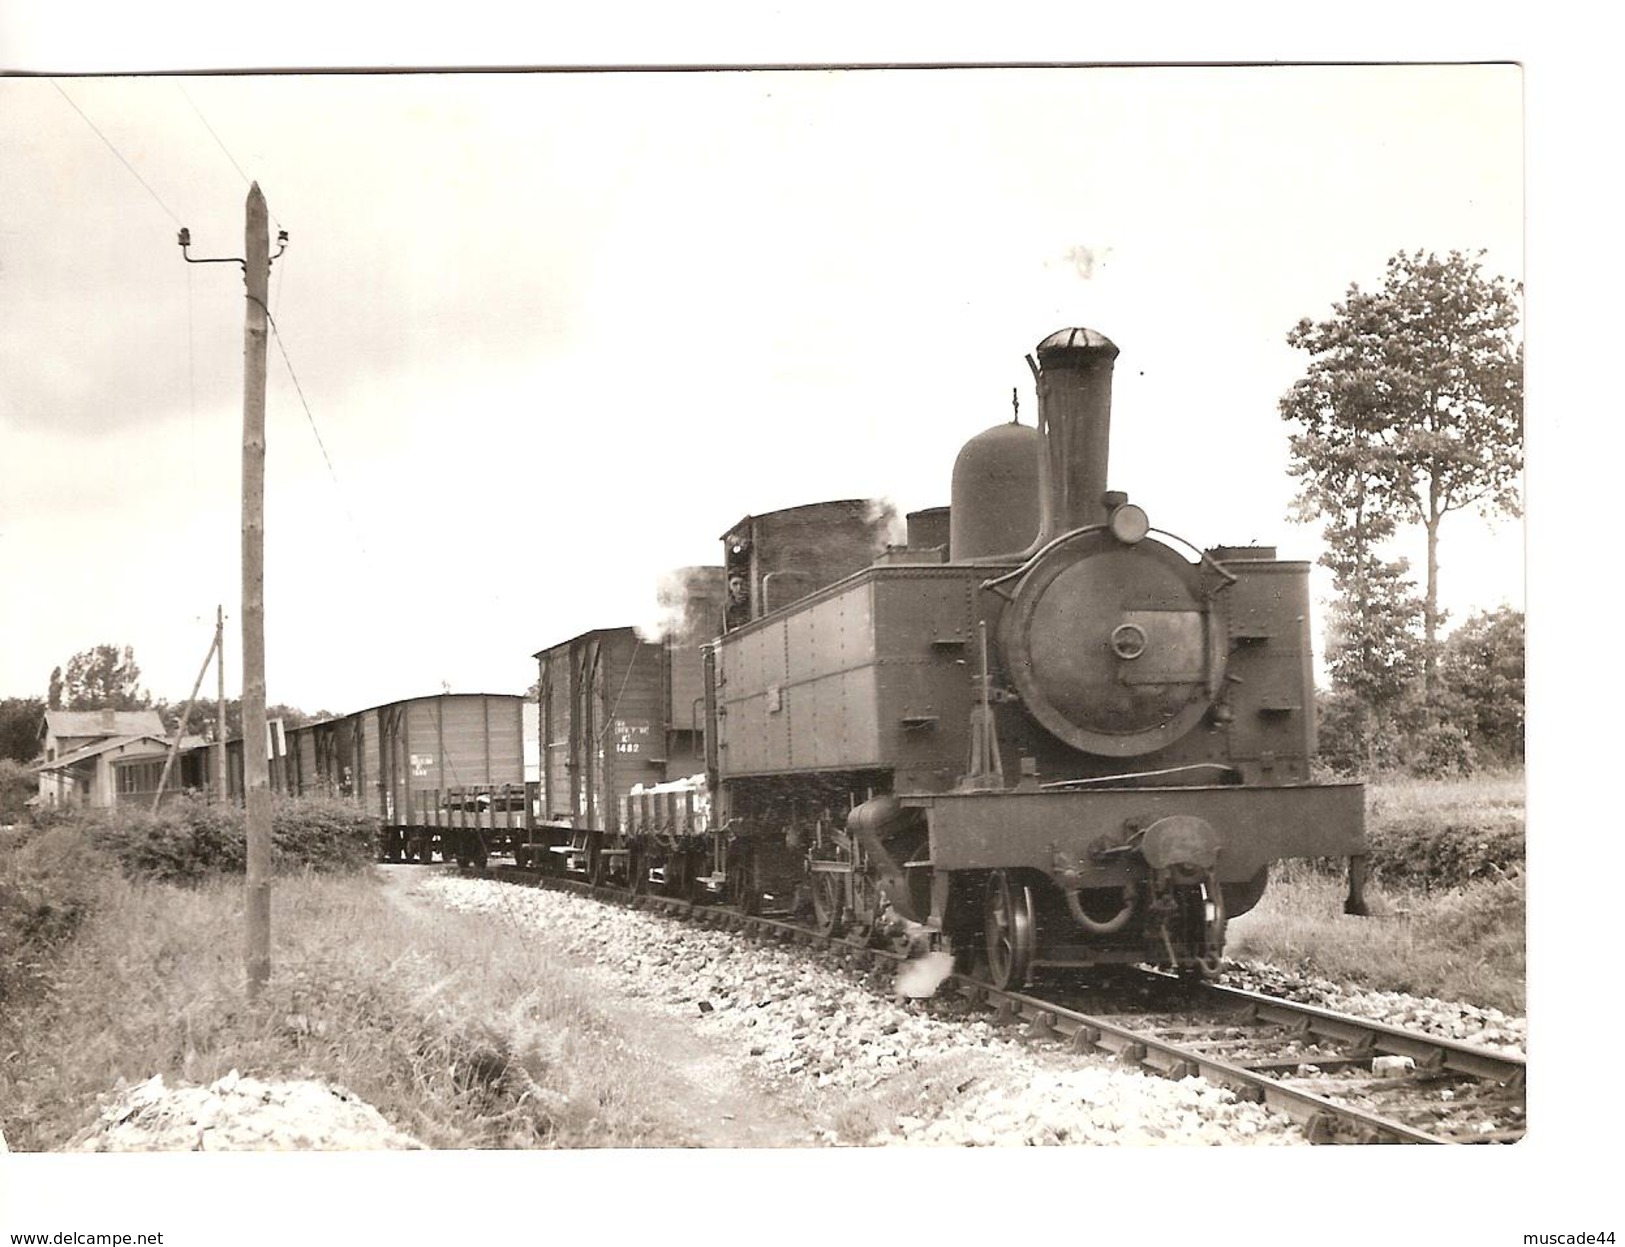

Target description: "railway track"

left=473, top=861, right=1525, bottom=1145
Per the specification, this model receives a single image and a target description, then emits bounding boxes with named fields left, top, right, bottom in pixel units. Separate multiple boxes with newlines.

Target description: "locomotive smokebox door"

left=998, top=526, right=1229, bottom=758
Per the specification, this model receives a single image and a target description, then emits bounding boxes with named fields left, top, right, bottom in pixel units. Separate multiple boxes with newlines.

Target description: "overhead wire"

left=52, top=77, right=210, bottom=589
left=175, top=84, right=289, bottom=319
left=57, top=78, right=375, bottom=616
left=51, top=80, right=183, bottom=227
left=176, top=83, right=285, bottom=233
left=248, top=294, right=369, bottom=558
left=171, top=83, right=367, bottom=560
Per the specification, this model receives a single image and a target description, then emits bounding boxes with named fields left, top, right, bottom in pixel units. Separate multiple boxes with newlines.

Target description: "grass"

left=1367, top=770, right=1526, bottom=816
left=1226, top=771, right=1527, bottom=1014
left=1225, top=869, right=1525, bottom=1013
left=0, top=866, right=707, bottom=1151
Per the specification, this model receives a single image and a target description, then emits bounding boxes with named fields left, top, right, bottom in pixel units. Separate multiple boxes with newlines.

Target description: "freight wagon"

left=181, top=692, right=537, bottom=866
left=522, top=568, right=724, bottom=883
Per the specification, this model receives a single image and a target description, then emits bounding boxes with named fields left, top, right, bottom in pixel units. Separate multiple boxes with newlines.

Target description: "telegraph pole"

left=242, top=183, right=272, bottom=997
left=215, top=605, right=227, bottom=803
left=178, top=184, right=286, bottom=998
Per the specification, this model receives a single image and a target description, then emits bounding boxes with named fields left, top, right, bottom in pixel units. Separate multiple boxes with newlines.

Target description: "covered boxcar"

left=369, top=692, right=532, bottom=865
left=526, top=567, right=723, bottom=884
left=180, top=693, right=535, bottom=866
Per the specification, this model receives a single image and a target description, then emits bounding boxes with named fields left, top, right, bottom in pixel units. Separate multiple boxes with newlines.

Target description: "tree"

left=1437, top=606, right=1525, bottom=766
left=1321, top=551, right=1422, bottom=706
left=51, top=644, right=151, bottom=711
left=1283, top=249, right=1523, bottom=693
left=151, top=699, right=327, bottom=741
left=0, top=697, right=46, bottom=763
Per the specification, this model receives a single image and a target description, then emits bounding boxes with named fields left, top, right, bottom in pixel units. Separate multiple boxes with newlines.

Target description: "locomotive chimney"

left=1029, top=327, right=1120, bottom=546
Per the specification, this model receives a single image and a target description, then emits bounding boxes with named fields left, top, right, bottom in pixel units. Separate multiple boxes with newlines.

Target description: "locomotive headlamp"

left=1108, top=503, right=1150, bottom=545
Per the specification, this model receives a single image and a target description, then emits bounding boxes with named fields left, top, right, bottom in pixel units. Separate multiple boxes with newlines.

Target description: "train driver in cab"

left=724, top=572, right=752, bottom=632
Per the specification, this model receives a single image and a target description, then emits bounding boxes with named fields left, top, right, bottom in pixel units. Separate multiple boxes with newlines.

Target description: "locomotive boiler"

left=707, top=327, right=1368, bottom=985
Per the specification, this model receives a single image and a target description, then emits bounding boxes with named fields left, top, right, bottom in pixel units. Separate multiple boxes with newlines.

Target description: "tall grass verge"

left=0, top=824, right=117, bottom=1007
left=1363, top=771, right=1525, bottom=889
left=0, top=869, right=706, bottom=1150
left=1227, top=868, right=1525, bottom=1013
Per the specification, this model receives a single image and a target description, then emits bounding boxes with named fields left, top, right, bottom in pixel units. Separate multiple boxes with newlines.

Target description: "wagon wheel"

left=810, top=865, right=846, bottom=937
left=683, top=853, right=706, bottom=905
left=730, top=848, right=760, bottom=916
left=664, top=852, right=694, bottom=902
left=985, top=870, right=1036, bottom=989
left=627, top=845, right=647, bottom=895
left=588, top=842, right=607, bottom=887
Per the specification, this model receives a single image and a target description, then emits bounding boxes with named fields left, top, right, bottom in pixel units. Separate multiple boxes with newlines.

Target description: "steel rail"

left=1193, top=980, right=1525, bottom=1088
left=475, top=864, right=1516, bottom=1143
left=944, top=976, right=1450, bottom=1144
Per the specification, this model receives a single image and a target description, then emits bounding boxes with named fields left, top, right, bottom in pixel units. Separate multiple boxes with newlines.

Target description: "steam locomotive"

left=181, top=326, right=1369, bottom=988
left=533, top=326, right=1368, bottom=986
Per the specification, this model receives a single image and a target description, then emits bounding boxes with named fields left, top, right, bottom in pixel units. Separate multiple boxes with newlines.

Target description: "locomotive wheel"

left=985, top=870, right=1036, bottom=989
left=730, top=849, right=760, bottom=916
left=810, top=868, right=845, bottom=937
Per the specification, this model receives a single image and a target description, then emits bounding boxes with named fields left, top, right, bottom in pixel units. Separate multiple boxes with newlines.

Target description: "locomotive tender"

left=705, top=327, right=1368, bottom=985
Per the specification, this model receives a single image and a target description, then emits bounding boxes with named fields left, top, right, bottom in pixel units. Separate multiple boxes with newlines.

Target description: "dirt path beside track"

left=377, top=864, right=821, bottom=1148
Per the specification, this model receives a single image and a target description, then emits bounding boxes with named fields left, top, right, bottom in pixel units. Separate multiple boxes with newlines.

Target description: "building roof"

left=33, top=733, right=172, bottom=773
left=41, top=709, right=166, bottom=741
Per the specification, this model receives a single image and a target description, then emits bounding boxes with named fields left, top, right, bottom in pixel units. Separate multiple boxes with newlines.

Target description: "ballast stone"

left=70, top=1070, right=423, bottom=1151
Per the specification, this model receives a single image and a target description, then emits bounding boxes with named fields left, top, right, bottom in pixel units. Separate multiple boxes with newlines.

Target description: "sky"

left=0, top=65, right=1525, bottom=714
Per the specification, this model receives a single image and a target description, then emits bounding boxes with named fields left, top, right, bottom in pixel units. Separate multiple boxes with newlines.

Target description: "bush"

left=84, top=797, right=245, bottom=883
left=1, top=758, right=35, bottom=824
left=1365, top=812, right=1523, bottom=890
left=268, top=795, right=379, bottom=875
left=1314, top=689, right=1409, bottom=776
left=1405, top=720, right=1479, bottom=779
left=53, top=794, right=379, bottom=886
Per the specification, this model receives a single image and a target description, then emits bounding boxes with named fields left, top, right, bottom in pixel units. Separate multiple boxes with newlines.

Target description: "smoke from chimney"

left=1061, top=244, right=1114, bottom=280
left=862, top=498, right=906, bottom=558
left=640, top=566, right=726, bottom=648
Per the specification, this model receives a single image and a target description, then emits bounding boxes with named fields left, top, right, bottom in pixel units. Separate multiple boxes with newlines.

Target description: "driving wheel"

left=810, top=865, right=846, bottom=937
left=985, top=869, right=1036, bottom=989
